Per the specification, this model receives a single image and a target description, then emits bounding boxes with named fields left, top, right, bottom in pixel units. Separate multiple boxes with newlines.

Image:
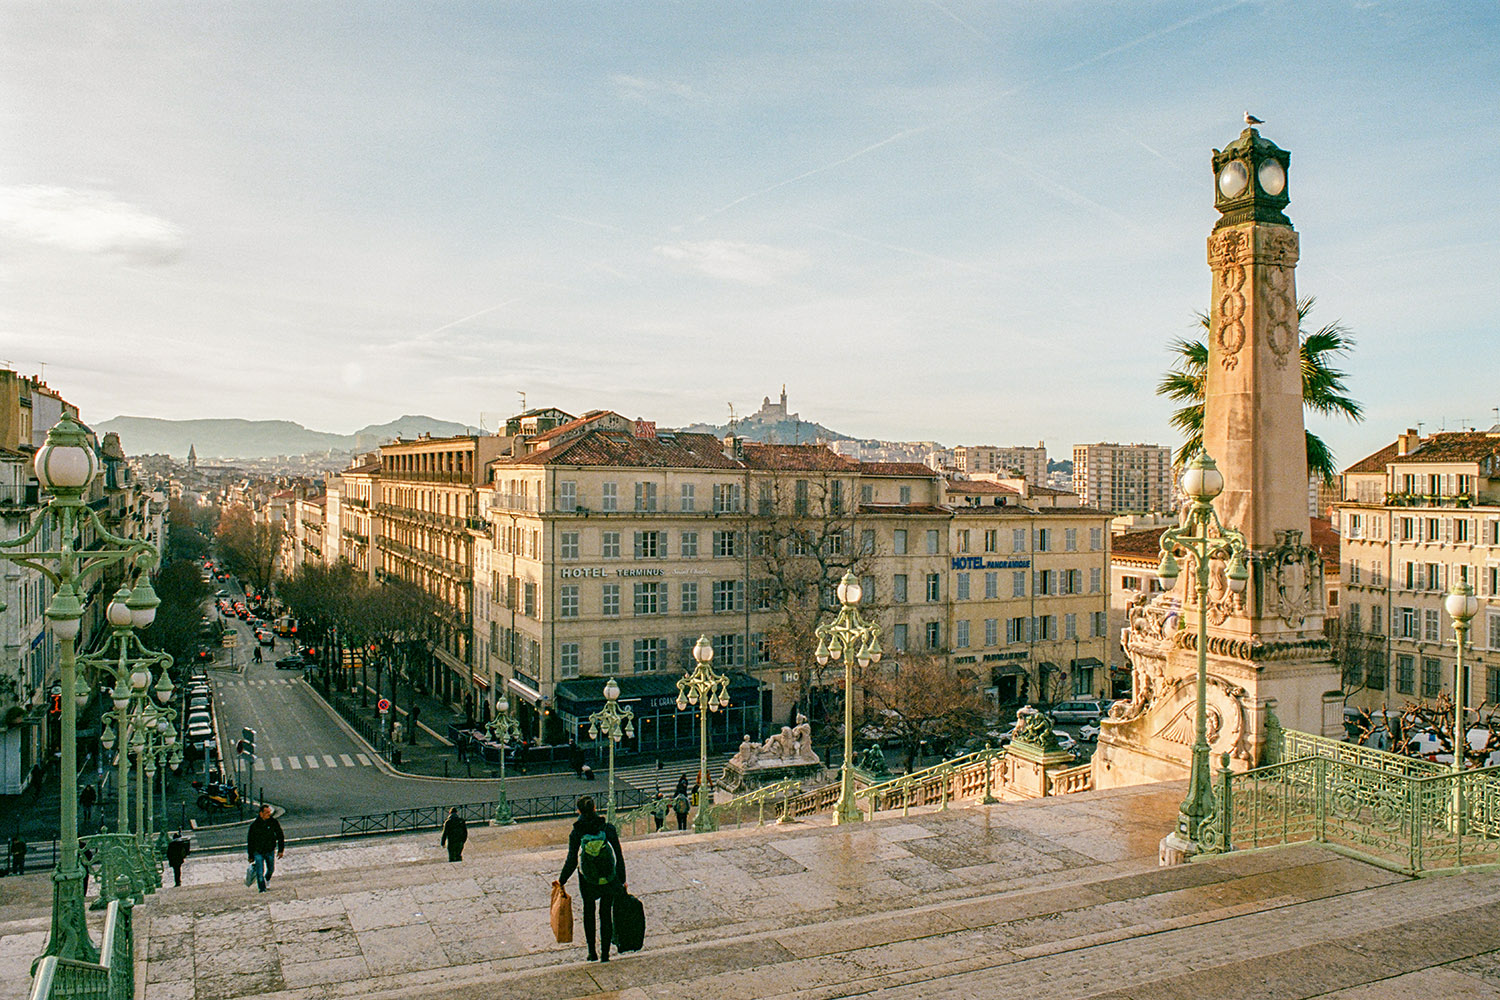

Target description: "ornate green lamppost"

left=588, top=678, right=635, bottom=825
left=1155, top=452, right=1248, bottom=860
left=815, top=571, right=883, bottom=826
left=0, top=413, right=161, bottom=967
left=677, top=635, right=730, bottom=833
left=486, top=694, right=523, bottom=825
left=1445, top=581, right=1479, bottom=829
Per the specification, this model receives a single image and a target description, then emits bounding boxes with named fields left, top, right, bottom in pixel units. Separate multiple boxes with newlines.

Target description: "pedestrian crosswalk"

left=254, top=752, right=376, bottom=772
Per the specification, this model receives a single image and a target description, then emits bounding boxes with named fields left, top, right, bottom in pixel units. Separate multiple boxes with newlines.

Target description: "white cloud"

left=611, top=74, right=694, bottom=103
left=654, top=240, right=810, bottom=285
left=0, top=186, right=184, bottom=265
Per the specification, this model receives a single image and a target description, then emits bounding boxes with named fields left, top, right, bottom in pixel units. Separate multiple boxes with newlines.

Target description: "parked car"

left=1049, top=699, right=1116, bottom=724
left=276, top=654, right=307, bottom=671
left=1079, top=720, right=1103, bottom=742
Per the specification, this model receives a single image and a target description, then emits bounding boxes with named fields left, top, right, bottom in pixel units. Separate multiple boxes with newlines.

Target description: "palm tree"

left=1157, top=296, right=1363, bottom=485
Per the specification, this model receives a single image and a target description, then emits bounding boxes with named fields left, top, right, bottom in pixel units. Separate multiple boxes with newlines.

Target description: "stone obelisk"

left=1095, top=127, right=1340, bottom=792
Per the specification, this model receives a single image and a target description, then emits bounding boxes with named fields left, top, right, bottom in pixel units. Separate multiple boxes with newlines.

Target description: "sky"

left=1, top=2, right=1497, bottom=470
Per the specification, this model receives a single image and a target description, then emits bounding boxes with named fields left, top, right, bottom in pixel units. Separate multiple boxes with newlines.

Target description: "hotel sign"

left=950, top=557, right=1030, bottom=570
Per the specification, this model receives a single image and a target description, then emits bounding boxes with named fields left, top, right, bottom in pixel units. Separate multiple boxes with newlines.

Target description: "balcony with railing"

left=0, top=483, right=41, bottom=508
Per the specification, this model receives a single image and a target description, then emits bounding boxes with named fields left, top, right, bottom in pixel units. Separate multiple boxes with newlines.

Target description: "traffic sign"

left=377, top=698, right=391, bottom=713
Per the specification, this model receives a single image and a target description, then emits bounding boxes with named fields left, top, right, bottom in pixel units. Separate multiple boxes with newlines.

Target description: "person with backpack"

left=671, top=775, right=690, bottom=830
left=557, top=796, right=625, bottom=962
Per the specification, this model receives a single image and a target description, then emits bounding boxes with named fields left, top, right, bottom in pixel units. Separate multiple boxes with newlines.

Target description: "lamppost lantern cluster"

left=815, top=570, right=884, bottom=826
left=589, top=677, right=635, bottom=824
left=678, top=634, right=731, bottom=831
left=0, top=412, right=174, bottom=968
left=1157, top=451, right=1250, bottom=863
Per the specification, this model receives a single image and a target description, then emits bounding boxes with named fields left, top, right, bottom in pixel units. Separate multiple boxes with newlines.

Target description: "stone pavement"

left=5, top=783, right=1500, bottom=999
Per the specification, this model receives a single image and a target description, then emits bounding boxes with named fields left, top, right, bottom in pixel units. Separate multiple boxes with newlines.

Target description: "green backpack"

left=579, top=830, right=615, bottom=886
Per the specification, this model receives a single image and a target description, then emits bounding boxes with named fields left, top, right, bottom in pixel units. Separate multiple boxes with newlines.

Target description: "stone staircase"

left=6, top=782, right=1500, bottom=999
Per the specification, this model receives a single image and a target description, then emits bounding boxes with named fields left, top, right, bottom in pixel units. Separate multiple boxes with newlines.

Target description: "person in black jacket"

left=165, top=833, right=190, bottom=886
left=557, top=796, right=625, bottom=962
left=440, top=808, right=467, bottom=862
left=246, top=805, right=284, bottom=892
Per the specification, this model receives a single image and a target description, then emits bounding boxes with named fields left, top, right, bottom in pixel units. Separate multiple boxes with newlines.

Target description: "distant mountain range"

left=95, top=414, right=474, bottom=460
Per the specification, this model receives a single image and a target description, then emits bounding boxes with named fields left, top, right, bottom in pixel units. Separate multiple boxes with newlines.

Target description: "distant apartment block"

left=952, top=444, right=1048, bottom=483
left=1071, top=443, right=1174, bottom=514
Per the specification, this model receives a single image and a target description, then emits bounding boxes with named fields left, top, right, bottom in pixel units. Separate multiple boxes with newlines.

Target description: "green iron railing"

left=1202, top=750, right=1500, bottom=875
left=707, top=777, right=807, bottom=828
left=857, top=745, right=1008, bottom=817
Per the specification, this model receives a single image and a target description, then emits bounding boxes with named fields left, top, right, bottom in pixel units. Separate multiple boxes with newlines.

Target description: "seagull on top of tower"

left=1244, top=112, right=1265, bottom=125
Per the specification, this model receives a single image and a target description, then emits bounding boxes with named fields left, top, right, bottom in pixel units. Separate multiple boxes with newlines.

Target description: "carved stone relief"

left=1261, top=528, right=1324, bottom=629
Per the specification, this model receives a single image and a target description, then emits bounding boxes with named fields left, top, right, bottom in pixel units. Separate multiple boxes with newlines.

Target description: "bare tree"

left=861, top=652, right=986, bottom=772
left=215, top=503, right=284, bottom=595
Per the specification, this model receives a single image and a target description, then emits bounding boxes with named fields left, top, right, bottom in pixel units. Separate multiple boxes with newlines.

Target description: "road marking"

left=254, top=760, right=265, bottom=771
left=322, top=754, right=338, bottom=767
left=356, top=754, right=372, bottom=766
left=270, top=758, right=284, bottom=771
left=288, top=757, right=302, bottom=769
left=339, top=754, right=355, bottom=767
left=304, top=756, right=319, bottom=768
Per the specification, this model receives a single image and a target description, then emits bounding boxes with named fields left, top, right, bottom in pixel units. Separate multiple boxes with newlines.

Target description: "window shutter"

left=660, top=585, right=668, bottom=615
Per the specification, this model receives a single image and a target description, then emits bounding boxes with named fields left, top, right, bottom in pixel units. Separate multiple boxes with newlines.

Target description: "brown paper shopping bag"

left=550, top=880, right=574, bottom=943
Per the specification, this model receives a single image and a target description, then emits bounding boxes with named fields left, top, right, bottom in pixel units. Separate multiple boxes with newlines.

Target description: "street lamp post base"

left=33, top=868, right=98, bottom=972
left=491, top=796, right=516, bottom=826
left=832, top=765, right=862, bottom=825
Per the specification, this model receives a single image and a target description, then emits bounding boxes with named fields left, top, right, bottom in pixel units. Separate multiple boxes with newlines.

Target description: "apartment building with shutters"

left=1336, top=427, right=1500, bottom=712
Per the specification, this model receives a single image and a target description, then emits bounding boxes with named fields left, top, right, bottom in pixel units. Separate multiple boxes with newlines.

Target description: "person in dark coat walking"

left=409, top=705, right=420, bottom=744
left=557, top=796, right=625, bottom=962
left=9, top=835, right=26, bottom=876
left=456, top=730, right=469, bottom=762
left=440, top=808, right=467, bottom=862
left=79, top=784, right=97, bottom=831
left=246, top=805, right=284, bottom=892
left=166, top=833, right=190, bottom=886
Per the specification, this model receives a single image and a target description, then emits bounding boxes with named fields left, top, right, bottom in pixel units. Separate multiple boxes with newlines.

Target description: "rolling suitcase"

left=612, top=891, right=645, bottom=953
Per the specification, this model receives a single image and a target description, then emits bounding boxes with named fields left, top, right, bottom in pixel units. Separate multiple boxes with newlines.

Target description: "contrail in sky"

left=422, top=299, right=522, bottom=339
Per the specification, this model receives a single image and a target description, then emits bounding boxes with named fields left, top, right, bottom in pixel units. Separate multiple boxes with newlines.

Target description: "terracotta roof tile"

left=493, top=430, right=740, bottom=470
left=945, top=480, right=1020, bottom=495
left=1308, top=516, right=1339, bottom=570
left=1344, top=441, right=1398, bottom=475
left=860, top=462, right=937, bottom=476
left=529, top=410, right=616, bottom=444
left=741, top=443, right=858, bottom=472
left=1111, top=528, right=1167, bottom=559
left=1345, top=432, right=1500, bottom=474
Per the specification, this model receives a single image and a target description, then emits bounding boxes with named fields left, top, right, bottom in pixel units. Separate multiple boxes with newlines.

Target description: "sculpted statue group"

left=730, top=714, right=819, bottom=770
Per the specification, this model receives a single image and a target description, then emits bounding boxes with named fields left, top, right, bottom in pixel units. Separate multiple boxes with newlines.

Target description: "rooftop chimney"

left=1397, top=428, right=1420, bottom=456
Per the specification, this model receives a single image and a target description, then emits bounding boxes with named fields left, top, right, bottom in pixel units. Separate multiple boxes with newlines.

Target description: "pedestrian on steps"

left=440, top=808, right=467, bottom=862
left=557, top=796, right=625, bottom=963
left=247, top=805, right=284, bottom=892
left=166, top=833, right=190, bottom=886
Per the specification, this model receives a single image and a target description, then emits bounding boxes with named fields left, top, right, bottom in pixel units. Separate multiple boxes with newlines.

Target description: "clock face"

left=1258, top=159, right=1286, bottom=196
left=1217, top=160, right=1249, bottom=199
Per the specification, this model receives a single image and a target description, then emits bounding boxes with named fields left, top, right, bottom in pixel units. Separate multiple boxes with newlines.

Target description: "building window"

left=1488, top=668, right=1500, bottom=707
left=957, top=529, right=971, bottom=553
left=559, top=481, right=577, bottom=512
left=634, top=530, right=665, bottom=559
left=602, top=584, right=620, bottom=617
left=859, top=575, right=875, bottom=606
left=633, top=582, right=666, bottom=616
left=1065, top=528, right=1077, bottom=551
left=1424, top=608, right=1440, bottom=642
left=984, top=529, right=998, bottom=553
left=560, top=585, right=579, bottom=619
left=794, top=479, right=809, bottom=516
left=523, top=582, right=537, bottom=617
left=633, top=638, right=664, bottom=673
left=925, top=621, right=941, bottom=649
left=925, top=573, right=940, bottom=602
left=680, top=581, right=699, bottom=613
left=1092, top=611, right=1108, bottom=636
left=861, top=484, right=873, bottom=503
left=601, top=482, right=618, bottom=511
left=1421, top=657, right=1442, bottom=698
left=713, top=482, right=742, bottom=513
left=860, top=529, right=876, bottom=555
left=560, top=531, right=579, bottom=560
left=1035, top=570, right=1053, bottom=595
left=1013, top=529, right=1027, bottom=552
left=1035, top=528, right=1050, bottom=552
left=1090, top=527, right=1102, bottom=550
left=680, top=483, right=696, bottom=512
left=1366, top=653, right=1386, bottom=690
left=956, top=620, right=970, bottom=648
left=899, top=485, right=912, bottom=504
left=956, top=573, right=970, bottom=601
left=752, top=529, right=772, bottom=556
left=893, top=529, right=907, bottom=555
left=1348, top=604, right=1361, bottom=634
left=681, top=531, right=699, bottom=558
left=892, top=624, right=908, bottom=652
left=1489, top=614, right=1500, bottom=651
left=634, top=481, right=658, bottom=512
left=893, top=574, right=908, bottom=603
left=754, top=578, right=776, bottom=611
left=830, top=479, right=843, bottom=515
left=984, top=618, right=998, bottom=646
left=1007, top=617, right=1027, bottom=644
left=560, top=642, right=580, bottom=679
left=712, top=633, right=745, bottom=668
left=1398, top=606, right=1415, bottom=638
left=926, top=530, right=939, bottom=554
left=1035, top=615, right=1055, bottom=640
left=602, top=532, right=621, bottom=558
left=712, top=579, right=744, bottom=613
left=602, top=640, right=620, bottom=674
left=1371, top=604, right=1382, bottom=634
left=713, top=530, right=738, bottom=558
left=984, top=571, right=998, bottom=599
left=1064, top=613, right=1077, bottom=640
left=1013, top=571, right=1026, bottom=598
left=1397, top=655, right=1414, bottom=694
